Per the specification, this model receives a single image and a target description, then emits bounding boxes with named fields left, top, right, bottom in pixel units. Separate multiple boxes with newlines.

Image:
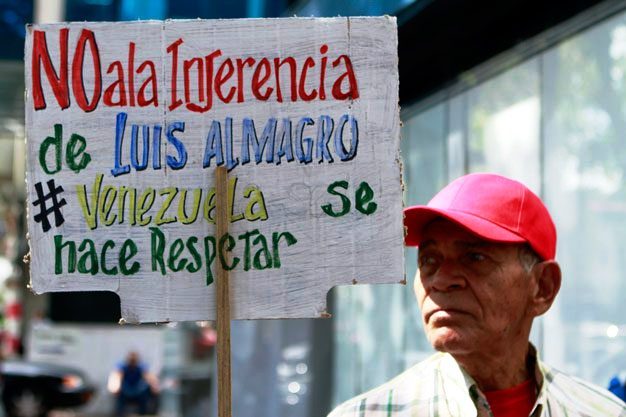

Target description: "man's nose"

left=427, top=260, right=467, bottom=292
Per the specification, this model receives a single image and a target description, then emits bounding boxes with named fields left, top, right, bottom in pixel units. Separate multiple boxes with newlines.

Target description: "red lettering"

left=137, top=60, right=158, bottom=107
left=251, top=58, right=272, bottom=101
left=184, top=57, right=205, bottom=111
left=167, top=38, right=183, bottom=111
left=103, top=61, right=126, bottom=106
left=319, top=44, right=328, bottom=100
left=273, top=57, right=297, bottom=102
left=31, top=28, right=69, bottom=110
left=236, top=57, right=255, bottom=103
left=298, top=57, right=317, bottom=101
left=203, top=49, right=223, bottom=113
left=331, top=54, right=359, bottom=100
left=71, top=29, right=101, bottom=112
left=215, top=58, right=235, bottom=103
left=127, top=42, right=135, bottom=106
left=32, top=38, right=360, bottom=111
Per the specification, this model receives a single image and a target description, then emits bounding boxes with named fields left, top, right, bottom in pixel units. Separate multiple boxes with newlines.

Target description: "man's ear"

left=530, top=260, right=562, bottom=317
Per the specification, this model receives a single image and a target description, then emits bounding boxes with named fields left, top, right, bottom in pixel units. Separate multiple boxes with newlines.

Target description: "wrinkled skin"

left=414, top=219, right=561, bottom=390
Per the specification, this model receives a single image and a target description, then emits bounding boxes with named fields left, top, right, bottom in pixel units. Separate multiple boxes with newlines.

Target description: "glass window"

left=447, top=94, right=468, bottom=180
left=465, top=60, right=544, bottom=356
left=467, top=59, right=541, bottom=193
left=332, top=3, right=626, bottom=406
left=395, top=9, right=626, bottom=390
left=331, top=104, right=446, bottom=407
left=542, top=12, right=626, bottom=386
left=400, top=104, right=447, bottom=368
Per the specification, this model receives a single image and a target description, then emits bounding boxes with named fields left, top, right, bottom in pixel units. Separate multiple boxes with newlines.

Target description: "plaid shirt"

left=328, top=346, right=626, bottom=417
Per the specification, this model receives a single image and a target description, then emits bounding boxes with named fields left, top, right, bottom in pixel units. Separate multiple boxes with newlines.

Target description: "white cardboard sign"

left=25, top=17, right=403, bottom=322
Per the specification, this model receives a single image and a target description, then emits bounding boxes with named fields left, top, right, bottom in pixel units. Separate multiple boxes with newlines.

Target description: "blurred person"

left=108, top=351, right=159, bottom=416
left=609, top=373, right=626, bottom=402
left=329, top=173, right=626, bottom=416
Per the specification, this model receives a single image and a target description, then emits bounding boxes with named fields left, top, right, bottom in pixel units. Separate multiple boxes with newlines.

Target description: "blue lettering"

left=295, top=117, right=314, bottom=164
left=152, top=125, right=162, bottom=170
left=166, top=122, right=187, bottom=170
left=111, top=112, right=130, bottom=177
left=275, top=118, right=294, bottom=164
left=257, top=118, right=276, bottom=163
left=203, top=120, right=224, bottom=168
left=334, top=114, right=358, bottom=162
left=130, top=124, right=149, bottom=171
left=316, top=115, right=334, bottom=163
left=225, top=117, right=239, bottom=171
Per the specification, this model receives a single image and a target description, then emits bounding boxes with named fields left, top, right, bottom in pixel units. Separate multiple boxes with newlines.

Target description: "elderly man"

left=329, top=173, right=626, bottom=417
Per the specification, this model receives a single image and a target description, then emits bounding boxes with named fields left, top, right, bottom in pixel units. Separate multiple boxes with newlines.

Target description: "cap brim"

left=403, top=206, right=527, bottom=246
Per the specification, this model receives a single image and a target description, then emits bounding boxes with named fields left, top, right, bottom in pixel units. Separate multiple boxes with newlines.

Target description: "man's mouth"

left=425, top=308, right=468, bottom=323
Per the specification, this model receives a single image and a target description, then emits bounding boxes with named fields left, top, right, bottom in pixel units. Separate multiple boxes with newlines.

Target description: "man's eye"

left=418, top=255, right=438, bottom=268
left=466, top=252, right=486, bottom=262
left=417, top=256, right=435, bottom=266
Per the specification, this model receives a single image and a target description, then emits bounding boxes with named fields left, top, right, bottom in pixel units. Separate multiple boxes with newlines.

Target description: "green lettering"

left=271, top=231, right=298, bottom=268
left=186, top=237, right=201, bottom=273
left=100, top=240, right=118, bottom=275
left=321, top=180, right=350, bottom=217
left=54, top=235, right=76, bottom=274
left=77, top=239, right=98, bottom=275
left=66, top=133, right=91, bottom=173
left=238, top=229, right=260, bottom=271
left=203, top=236, right=216, bottom=285
left=168, top=238, right=187, bottom=272
left=355, top=181, right=377, bottom=215
left=252, top=233, right=272, bottom=270
left=150, top=227, right=166, bottom=274
left=120, top=239, right=140, bottom=275
left=39, top=124, right=62, bottom=174
left=219, top=233, right=239, bottom=271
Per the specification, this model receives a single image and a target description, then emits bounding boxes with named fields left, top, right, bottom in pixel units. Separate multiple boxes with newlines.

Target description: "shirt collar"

left=440, top=343, right=547, bottom=416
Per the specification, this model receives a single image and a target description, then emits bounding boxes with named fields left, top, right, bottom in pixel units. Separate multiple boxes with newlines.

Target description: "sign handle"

left=216, top=166, right=232, bottom=417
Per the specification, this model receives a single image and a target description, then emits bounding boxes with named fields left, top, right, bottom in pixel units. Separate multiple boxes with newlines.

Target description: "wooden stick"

left=215, top=166, right=232, bottom=417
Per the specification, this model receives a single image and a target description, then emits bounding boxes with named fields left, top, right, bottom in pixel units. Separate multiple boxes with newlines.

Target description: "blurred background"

left=1, top=0, right=626, bottom=416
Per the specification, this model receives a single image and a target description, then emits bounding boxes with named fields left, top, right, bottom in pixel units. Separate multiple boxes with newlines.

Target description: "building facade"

left=330, top=0, right=626, bottom=409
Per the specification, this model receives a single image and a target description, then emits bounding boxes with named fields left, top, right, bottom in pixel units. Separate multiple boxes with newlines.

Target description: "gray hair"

left=518, top=244, right=541, bottom=273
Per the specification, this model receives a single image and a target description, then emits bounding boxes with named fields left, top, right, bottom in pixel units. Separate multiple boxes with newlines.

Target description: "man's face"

left=414, top=219, right=535, bottom=356
left=127, top=352, right=139, bottom=366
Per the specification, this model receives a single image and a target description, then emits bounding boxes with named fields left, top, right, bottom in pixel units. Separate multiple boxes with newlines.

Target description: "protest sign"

left=25, top=17, right=403, bottom=323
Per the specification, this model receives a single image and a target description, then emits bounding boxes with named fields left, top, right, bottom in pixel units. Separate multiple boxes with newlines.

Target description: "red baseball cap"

left=404, top=173, right=557, bottom=260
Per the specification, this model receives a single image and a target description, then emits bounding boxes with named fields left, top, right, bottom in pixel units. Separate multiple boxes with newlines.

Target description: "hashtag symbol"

left=32, top=180, right=67, bottom=233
